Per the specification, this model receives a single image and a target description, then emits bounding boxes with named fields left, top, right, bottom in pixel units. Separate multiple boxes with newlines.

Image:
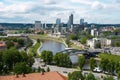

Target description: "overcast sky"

left=0, top=0, right=120, bottom=24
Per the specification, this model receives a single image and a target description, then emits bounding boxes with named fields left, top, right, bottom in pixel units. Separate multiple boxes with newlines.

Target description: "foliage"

left=41, top=50, right=53, bottom=64
left=6, top=41, right=14, bottom=49
left=80, top=37, right=87, bottom=44
left=89, top=58, right=97, bottom=71
left=103, top=76, right=114, bottom=80
left=14, top=62, right=31, bottom=74
left=69, top=34, right=78, bottom=40
left=46, top=67, right=50, bottom=72
left=85, top=73, right=96, bottom=80
left=78, top=56, right=85, bottom=70
left=65, top=38, right=71, bottom=47
left=54, top=53, right=72, bottom=68
left=95, top=42, right=101, bottom=48
left=113, top=41, right=120, bottom=47
left=0, top=48, right=34, bottom=75
left=68, top=71, right=84, bottom=80
left=99, top=53, right=120, bottom=63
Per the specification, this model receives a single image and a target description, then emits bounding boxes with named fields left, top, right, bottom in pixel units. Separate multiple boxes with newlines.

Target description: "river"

left=39, top=40, right=79, bottom=64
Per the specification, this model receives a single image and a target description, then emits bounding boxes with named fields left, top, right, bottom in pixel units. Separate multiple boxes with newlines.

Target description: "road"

left=32, top=58, right=118, bottom=80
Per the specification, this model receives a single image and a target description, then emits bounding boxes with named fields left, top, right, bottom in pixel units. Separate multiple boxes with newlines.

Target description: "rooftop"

left=0, top=71, right=67, bottom=80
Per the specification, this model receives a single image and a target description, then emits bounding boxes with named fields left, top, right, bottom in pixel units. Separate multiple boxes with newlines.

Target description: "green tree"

left=17, top=38, right=24, bottom=47
left=78, top=56, right=85, bottom=71
left=95, top=42, right=101, bottom=48
left=65, top=38, right=71, bottom=47
left=2, top=47, right=22, bottom=70
left=37, top=39, right=40, bottom=43
left=89, top=58, right=97, bottom=71
left=69, top=34, right=78, bottom=40
left=103, top=76, right=114, bottom=80
left=54, top=53, right=72, bottom=67
left=41, top=50, right=53, bottom=64
left=14, top=62, right=31, bottom=75
left=37, top=66, right=41, bottom=72
left=85, top=73, right=96, bottom=80
left=27, top=54, right=34, bottom=67
left=80, top=37, right=87, bottom=44
left=68, top=71, right=84, bottom=80
left=6, top=41, right=14, bottom=49
left=114, top=42, right=120, bottom=47
left=46, top=67, right=50, bottom=72
left=100, top=58, right=109, bottom=72
left=118, top=71, right=120, bottom=80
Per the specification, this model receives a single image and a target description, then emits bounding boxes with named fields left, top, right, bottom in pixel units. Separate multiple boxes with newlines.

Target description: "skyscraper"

left=56, top=18, right=61, bottom=25
left=68, top=14, right=73, bottom=27
left=35, top=21, right=42, bottom=30
left=80, top=18, right=84, bottom=25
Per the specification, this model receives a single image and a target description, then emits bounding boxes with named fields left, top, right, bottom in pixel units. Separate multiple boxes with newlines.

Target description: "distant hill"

left=0, top=23, right=34, bottom=29
left=0, top=23, right=120, bottom=29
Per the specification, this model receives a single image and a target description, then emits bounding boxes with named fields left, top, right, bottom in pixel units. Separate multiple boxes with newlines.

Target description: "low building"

left=0, top=71, right=67, bottom=80
left=87, top=38, right=111, bottom=49
left=0, top=41, right=6, bottom=50
left=7, top=34, right=27, bottom=37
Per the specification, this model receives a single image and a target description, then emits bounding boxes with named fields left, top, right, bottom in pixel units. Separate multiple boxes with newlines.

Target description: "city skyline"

left=0, top=0, right=120, bottom=24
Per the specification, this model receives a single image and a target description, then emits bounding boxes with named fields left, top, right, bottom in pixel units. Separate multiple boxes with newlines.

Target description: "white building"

left=87, top=38, right=111, bottom=49
left=91, top=29, right=99, bottom=37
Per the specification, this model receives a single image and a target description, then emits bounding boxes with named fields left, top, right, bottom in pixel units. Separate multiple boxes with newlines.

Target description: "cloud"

left=91, top=1, right=105, bottom=10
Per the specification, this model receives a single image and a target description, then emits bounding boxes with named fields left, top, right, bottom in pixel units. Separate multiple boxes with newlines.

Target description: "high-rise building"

left=80, top=18, right=84, bottom=25
left=35, top=21, right=42, bottom=30
left=56, top=18, right=61, bottom=25
left=67, top=14, right=73, bottom=27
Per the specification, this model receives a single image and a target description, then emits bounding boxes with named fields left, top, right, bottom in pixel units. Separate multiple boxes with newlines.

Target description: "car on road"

left=93, top=67, right=102, bottom=73
left=63, top=71, right=67, bottom=73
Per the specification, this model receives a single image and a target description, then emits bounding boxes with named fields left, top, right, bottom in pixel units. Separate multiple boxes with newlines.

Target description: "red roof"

left=0, top=71, right=67, bottom=80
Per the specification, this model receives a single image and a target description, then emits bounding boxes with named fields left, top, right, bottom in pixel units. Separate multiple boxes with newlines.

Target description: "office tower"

left=80, top=18, right=84, bottom=25
left=67, top=14, right=73, bottom=27
left=35, top=21, right=42, bottom=30
left=56, top=18, right=61, bottom=25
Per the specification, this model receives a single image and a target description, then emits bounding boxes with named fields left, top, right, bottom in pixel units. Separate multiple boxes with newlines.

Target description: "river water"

left=39, top=40, right=78, bottom=64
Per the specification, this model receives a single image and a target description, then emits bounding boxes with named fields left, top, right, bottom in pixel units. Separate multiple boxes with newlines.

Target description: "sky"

left=0, top=0, right=120, bottom=24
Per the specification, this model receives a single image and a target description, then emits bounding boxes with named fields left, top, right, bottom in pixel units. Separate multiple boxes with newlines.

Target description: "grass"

left=99, top=53, right=120, bottom=62
left=29, top=42, right=40, bottom=57
left=29, top=34, right=63, bottom=42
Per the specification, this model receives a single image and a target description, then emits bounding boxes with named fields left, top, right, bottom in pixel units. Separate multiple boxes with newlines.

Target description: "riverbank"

left=29, top=34, right=68, bottom=48
left=29, top=41, right=41, bottom=57
left=37, top=42, right=42, bottom=55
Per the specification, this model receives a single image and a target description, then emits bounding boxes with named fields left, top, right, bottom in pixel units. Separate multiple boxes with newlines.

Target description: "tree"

left=2, top=47, right=22, bottom=70
left=78, top=56, right=85, bottom=71
left=27, top=54, right=34, bottom=67
left=85, top=73, right=96, bottom=80
left=89, top=58, right=97, bottom=71
left=54, top=53, right=72, bottom=67
left=37, top=66, right=41, bottom=72
left=118, top=71, right=120, bottom=80
left=41, top=50, right=53, bottom=64
left=68, top=71, right=84, bottom=80
left=14, top=62, right=31, bottom=75
left=17, top=38, right=24, bottom=47
left=103, top=76, right=114, bottom=80
left=46, top=67, right=50, bottom=72
left=6, top=41, right=14, bottom=49
left=65, top=38, right=71, bottom=47
left=95, top=42, right=101, bottom=48
left=114, top=42, right=120, bottom=47
left=100, top=58, right=109, bottom=72
left=37, top=39, right=40, bottom=43
left=69, top=34, right=78, bottom=40
left=80, top=37, right=87, bottom=44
